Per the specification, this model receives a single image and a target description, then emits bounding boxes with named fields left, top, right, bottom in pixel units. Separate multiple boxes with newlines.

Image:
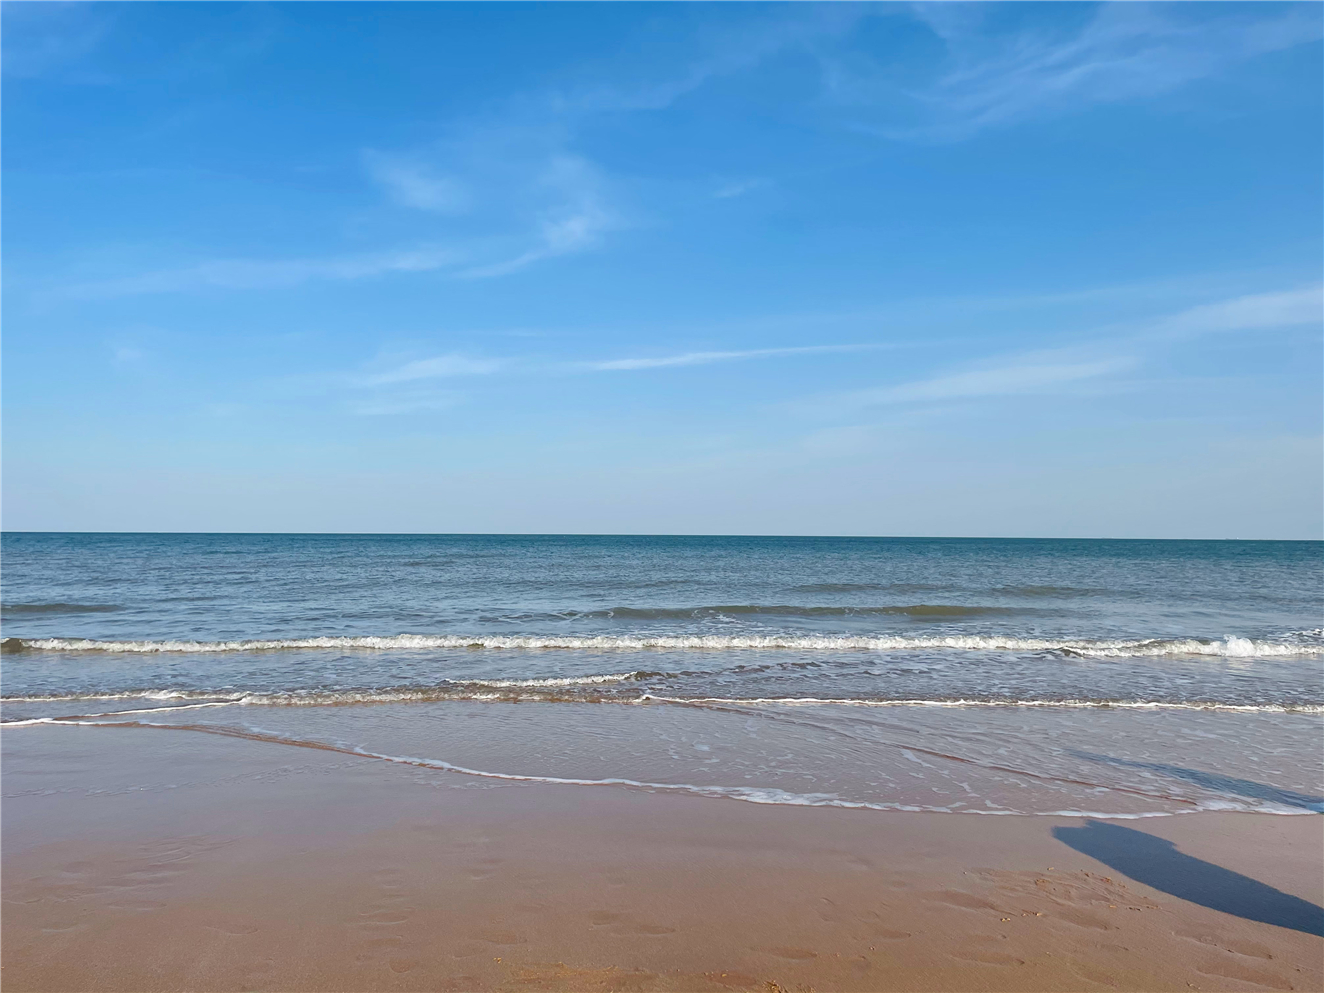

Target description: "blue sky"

left=3, top=1, right=1321, bottom=538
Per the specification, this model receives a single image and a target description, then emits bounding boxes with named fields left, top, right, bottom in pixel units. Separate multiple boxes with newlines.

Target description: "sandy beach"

left=4, top=721, right=1320, bottom=992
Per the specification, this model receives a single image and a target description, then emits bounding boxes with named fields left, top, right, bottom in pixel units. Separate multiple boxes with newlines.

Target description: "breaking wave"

left=2, top=632, right=1317, bottom=657
left=3, top=686, right=1320, bottom=715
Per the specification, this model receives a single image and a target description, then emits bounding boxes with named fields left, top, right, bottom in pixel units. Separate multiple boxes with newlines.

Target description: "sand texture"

left=3, top=723, right=1322, bottom=991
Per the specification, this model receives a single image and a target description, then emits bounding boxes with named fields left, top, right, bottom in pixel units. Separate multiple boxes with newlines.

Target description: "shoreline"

left=4, top=723, right=1321, bottom=991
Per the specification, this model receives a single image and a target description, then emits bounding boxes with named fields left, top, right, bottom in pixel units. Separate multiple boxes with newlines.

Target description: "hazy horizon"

left=2, top=531, right=1319, bottom=542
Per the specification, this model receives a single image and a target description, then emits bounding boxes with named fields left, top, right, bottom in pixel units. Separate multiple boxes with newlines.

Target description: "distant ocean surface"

left=3, top=533, right=1322, bottom=817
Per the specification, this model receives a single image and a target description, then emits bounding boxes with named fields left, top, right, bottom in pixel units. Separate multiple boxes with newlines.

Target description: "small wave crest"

left=3, top=632, right=1316, bottom=657
left=491, top=604, right=1029, bottom=622
left=4, top=687, right=1319, bottom=715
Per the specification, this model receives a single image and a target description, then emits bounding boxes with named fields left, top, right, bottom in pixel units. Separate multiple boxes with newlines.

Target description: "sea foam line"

left=645, top=696, right=1324, bottom=715
left=2, top=632, right=1316, bottom=657
left=5, top=714, right=1316, bottom=818
left=4, top=689, right=1320, bottom=717
left=0, top=701, right=241, bottom=726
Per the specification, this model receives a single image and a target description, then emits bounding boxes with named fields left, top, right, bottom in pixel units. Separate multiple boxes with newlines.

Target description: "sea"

left=2, top=533, right=1321, bottom=818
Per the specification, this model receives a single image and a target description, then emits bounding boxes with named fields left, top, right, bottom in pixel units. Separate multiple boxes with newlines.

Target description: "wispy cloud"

left=1, top=1, right=113, bottom=82
left=454, top=154, right=622, bottom=279
left=359, top=354, right=501, bottom=387
left=587, top=343, right=881, bottom=372
left=364, top=152, right=471, bottom=214
left=713, top=177, right=773, bottom=200
left=295, top=352, right=502, bottom=416
left=353, top=8, right=859, bottom=281
left=1151, top=285, right=1322, bottom=338
left=865, top=355, right=1133, bottom=405
left=559, top=5, right=863, bottom=116
left=33, top=6, right=1321, bottom=303
left=3, top=1, right=277, bottom=84
left=839, top=3, right=1323, bottom=141
left=65, top=246, right=462, bottom=299
left=806, top=282, right=1318, bottom=416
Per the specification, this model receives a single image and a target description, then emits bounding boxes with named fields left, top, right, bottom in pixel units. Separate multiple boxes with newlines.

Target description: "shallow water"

left=3, top=534, right=1321, bottom=816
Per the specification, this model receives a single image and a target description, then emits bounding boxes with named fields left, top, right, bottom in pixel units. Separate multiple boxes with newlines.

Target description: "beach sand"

left=3, top=722, right=1321, bottom=992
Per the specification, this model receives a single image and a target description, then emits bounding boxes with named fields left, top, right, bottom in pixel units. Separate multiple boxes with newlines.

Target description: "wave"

left=643, top=695, right=1324, bottom=715
left=1, top=603, right=122, bottom=615
left=4, top=686, right=1319, bottom=714
left=3, top=632, right=1317, bottom=657
left=479, top=604, right=1032, bottom=622
left=574, top=604, right=1027, bottom=619
left=788, top=583, right=949, bottom=593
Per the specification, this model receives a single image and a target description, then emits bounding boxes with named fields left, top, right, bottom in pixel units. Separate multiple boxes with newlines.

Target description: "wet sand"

left=3, top=722, right=1322, bottom=992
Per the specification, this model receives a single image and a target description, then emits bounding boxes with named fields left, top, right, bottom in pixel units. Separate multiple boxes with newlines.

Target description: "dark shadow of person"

left=1053, top=820, right=1323, bottom=937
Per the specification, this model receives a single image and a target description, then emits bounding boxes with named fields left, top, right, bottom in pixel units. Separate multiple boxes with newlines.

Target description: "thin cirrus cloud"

left=356, top=343, right=874, bottom=388
left=61, top=147, right=619, bottom=299
left=364, top=151, right=471, bottom=214
left=344, top=353, right=499, bottom=417
left=559, top=4, right=862, bottom=117
left=1, top=1, right=113, bottom=81
left=713, top=177, right=772, bottom=200
left=865, top=355, right=1135, bottom=406
left=452, top=154, right=624, bottom=279
left=843, top=3, right=1324, bottom=141
left=64, top=246, right=462, bottom=299
left=357, top=10, right=861, bottom=280
left=1149, top=285, right=1322, bottom=338
left=359, top=354, right=502, bottom=387
left=366, top=130, right=624, bottom=281
left=586, top=343, right=883, bottom=372
left=819, top=283, right=1320, bottom=414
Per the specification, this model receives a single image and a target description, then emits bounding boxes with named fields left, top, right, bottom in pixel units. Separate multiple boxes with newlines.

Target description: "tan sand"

left=2, top=722, right=1321, bottom=992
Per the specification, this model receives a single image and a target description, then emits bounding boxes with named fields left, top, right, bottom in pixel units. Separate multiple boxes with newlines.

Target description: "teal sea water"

left=3, top=534, right=1321, bottom=817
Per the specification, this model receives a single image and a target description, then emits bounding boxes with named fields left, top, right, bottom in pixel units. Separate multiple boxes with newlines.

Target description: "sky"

left=2, top=1, right=1321, bottom=538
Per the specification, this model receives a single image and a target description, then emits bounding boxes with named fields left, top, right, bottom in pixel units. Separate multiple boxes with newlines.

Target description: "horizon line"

left=1, top=531, right=1319, bottom=542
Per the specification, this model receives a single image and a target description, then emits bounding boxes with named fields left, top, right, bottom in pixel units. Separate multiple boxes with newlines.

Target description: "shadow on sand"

left=1053, top=820, right=1324, bottom=937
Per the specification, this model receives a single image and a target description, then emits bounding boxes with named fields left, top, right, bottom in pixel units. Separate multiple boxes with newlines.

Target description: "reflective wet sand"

left=4, top=724, right=1321, bottom=992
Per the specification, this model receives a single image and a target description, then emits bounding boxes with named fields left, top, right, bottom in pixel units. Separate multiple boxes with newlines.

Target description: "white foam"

left=6, top=715, right=1317, bottom=818
left=0, top=690, right=240, bottom=703
left=648, top=696, right=1324, bottom=714
left=461, top=672, right=643, bottom=688
left=0, top=700, right=241, bottom=726
left=5, top=688, right=1319, bottom=714
left=8, top=632, right=1317, bottom=657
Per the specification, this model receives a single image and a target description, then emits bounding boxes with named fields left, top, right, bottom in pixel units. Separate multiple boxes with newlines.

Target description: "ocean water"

left=3, top=533, right=1321, bottom=817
